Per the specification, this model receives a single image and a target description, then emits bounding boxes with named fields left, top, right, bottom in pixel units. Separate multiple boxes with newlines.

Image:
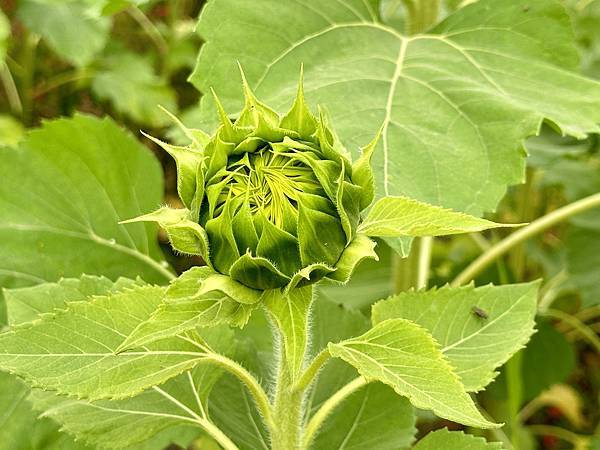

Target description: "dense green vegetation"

left=0, top=1, right=599, bottom=449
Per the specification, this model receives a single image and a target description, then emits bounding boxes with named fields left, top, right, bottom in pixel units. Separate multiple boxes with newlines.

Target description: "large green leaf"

left=308, top=295, right=416, bottom=450
left=311, top=383, right=415, bottom=450
left=412, top=428, right=503, bottom=450
left=359, top=196, right=516, bottom=237
left=328, top=319, right=497, bottom=428
left=0, top=284, right=233, bottom=400
left=0, top=114, right=172, bottom=300
left=29, top=368, right=210, bottom=449
left=0, top=372, right=90, bottom=450
left=4, top=275, right=141, bottom=326
left=3, top=276, right=217, bottom=450
left=192, top=0, right=600, bottom=216
left=17, top=0, right=110, bottom=67
left=372, top=282, right=540, bottom=391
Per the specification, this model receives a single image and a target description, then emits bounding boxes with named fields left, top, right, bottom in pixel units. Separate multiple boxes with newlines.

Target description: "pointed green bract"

left=122, top=207, right=210, bottom=262
left=359, top=196, right=521, bottom=237
left=328, top=319, right=499, bottom=429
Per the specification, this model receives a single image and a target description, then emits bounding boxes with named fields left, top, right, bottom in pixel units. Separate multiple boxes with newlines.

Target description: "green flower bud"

left=128, top=67, right=380, bottom=292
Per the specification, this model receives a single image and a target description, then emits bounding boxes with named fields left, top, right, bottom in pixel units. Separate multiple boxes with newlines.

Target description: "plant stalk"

left=452, top=192, right=600, bottom=286
left=402, top=0, right=440, bottom=35
left=271, top=335, right=304, bottom=450
left=302, top=377, right=368, bottom=449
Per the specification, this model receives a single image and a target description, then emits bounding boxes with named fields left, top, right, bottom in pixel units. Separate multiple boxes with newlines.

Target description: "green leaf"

left=328, top=319, right=498, bottom=428
left=412, top=429, right=503, bottom=450
left=0, top=372, right=91, bottom=450
left=0, top=284, right=233, bottom=400
left=0, top=114, right=172, bottom=299
left=308, top=294, right=416, bottom=450
left=359, top=196, right=519, bottom=237
left=372, top=282, right=540, bottom=391
left=117, top=267, right=258, bottom=352
left=17, top=0, right=110, bottom=67
left=192, top=0, right=600, bottom=217
left=29, top=365, right=214, bottom=449
left=311, top=383, right=415, bottom=450
left=264, top=286, right=313, bottom=380
left=4, top=275, right=140, bottom=326
left=3, top=275, right=217, bottom=450
left=92, top=46, right=177, bottom=127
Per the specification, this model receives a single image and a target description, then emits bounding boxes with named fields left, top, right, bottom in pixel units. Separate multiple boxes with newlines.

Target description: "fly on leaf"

left=472, top=306, right=489, bottom=320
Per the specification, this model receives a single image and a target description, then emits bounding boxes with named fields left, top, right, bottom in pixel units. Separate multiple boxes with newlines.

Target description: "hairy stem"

left=294, top=348, right=331, bottom=392
left=271, top=335, right=304, bottom=450
left=302, top=377, right=369, bottom=449
left=452, top=192, right=600, bottom=286
left=203, top=353, right=275, bottom=431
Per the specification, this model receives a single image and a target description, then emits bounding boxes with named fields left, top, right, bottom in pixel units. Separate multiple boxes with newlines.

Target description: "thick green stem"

left=506, top=353, right=523, bottom=450
left=19, top=31, right=38, bottom=126
left=402, top=0, right=440, bottom=35
left=452, top=192, right=600, bottom=286
left=271, top=337, right=304, bottom=450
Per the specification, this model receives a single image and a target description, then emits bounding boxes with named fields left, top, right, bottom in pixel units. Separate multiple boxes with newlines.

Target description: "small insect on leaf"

left=471, top=306, right=489, bottom=320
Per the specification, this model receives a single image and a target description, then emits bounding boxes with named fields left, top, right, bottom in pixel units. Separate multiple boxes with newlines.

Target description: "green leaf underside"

left=3, top=276, right=216, bottom=450
left=29, top=367, right=211, bottom=449
left=328, top=319, right=497, bottom=428
left=263, top=286, right=312, bottom=380
left=312, top=383, right=415, bottom=450
left=372, top=282, right=540, bottom=391
left=4, top=275, right=142, bottom=327
left=359, top=196, right=517, bottom=237
left=192, top=0, right=600, bottom=217
left=412, top=429, right=503, bottom=450
left=0, top=372, right=90, bottom=450
left=0, top=114, right=171, bottom=296
left=307, top=299, right=415, bottom=450
left=117, top=267, right=257, bottom=352
left=0, top=284, right=233, bottom=401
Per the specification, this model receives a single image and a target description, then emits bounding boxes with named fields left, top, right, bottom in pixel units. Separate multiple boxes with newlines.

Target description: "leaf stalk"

left=452, top=192, right=600, bottom=286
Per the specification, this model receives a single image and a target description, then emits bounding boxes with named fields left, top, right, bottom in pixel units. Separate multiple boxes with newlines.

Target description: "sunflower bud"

left=127, top=67, right=379, bottom=292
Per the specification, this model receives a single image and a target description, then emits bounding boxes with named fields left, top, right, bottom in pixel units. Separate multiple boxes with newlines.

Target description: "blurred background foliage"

left=0, top=0, right=599, bottom=449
